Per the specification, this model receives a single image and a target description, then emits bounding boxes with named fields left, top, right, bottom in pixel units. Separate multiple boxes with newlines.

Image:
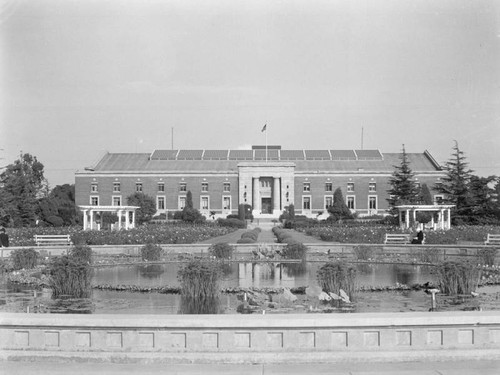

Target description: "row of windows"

left=301, top=195, right=376, bottom=210
left=302, top=182, right=377, bottom=193
left=91, top=182, right=231, bottom=193
left=90, top=195, right=232, bottom=211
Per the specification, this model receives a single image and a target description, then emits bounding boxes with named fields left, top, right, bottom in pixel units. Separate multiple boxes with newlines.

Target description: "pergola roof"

left=395, top=204, right=455, bottom=211
left=78, top=205, right=140, bottom=211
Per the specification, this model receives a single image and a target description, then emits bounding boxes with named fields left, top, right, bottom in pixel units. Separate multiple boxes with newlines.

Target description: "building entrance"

left=261, top=198, right=272, bottom=214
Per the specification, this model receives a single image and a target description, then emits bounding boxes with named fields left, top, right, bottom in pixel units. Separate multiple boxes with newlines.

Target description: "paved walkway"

left=198, top=228, right=325, bottom=245
left=3, top=360, right=500, bottom=374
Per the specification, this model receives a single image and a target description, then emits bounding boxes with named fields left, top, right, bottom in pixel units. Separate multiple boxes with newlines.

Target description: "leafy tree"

left=434, top=141, right=474, bottom=218
left=127, top=192, right=156, bottom=225
left=50, top=184, right=79, bottom=225
left=387, top=145, right=418, bottom=213
left=328, top=188, right=353, bottom=221
left=0, top=153, right=46, bottom=227
left=101, top=212, right=119, bottom=230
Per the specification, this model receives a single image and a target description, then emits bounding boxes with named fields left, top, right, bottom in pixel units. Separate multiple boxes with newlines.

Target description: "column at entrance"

left=252, top=177, right=260, bottom=215
left=272, top=177, right=281, bottom=215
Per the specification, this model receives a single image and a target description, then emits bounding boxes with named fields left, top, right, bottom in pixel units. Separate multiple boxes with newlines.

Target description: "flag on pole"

left=261, top=124, right=267, bottom=132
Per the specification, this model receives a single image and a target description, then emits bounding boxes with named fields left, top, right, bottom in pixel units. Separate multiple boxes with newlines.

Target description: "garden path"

left=277, top=229, right=329, bottom=244
left=196, top=229, right=247, bottom=244
left=197, top=228, right=327, bottom=245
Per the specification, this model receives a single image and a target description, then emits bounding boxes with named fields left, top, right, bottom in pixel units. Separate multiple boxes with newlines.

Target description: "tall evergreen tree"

left=417, top=183, right=433, bottom=205
left=186, top=190, right=193, bottom=209
left=434, top=141, right=473, bottom=215
left=468, top=175, right=497, bottom=219
left=387, top=145, right=418, bottom=213
left=328, top=187, right=353, bottom=221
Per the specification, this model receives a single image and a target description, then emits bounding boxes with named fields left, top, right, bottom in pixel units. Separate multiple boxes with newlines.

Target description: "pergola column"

left=82, top=210, right=88, bottom=230
left=131, top=210, right=136, bottom=229
left=89, top=210, right=94, bottom=230
left=446, top=208, right=451, bottom=230
left=412, top=209, right=417, bottom=229
left=272, top=177, right=281, bottom=214
left=405, top=209, right=410, bottom=229
left=398, top=210, right=403, bottom=228
left=118, top=210, right=122, bottom=229
left=252, top=177, right=260, bottom=215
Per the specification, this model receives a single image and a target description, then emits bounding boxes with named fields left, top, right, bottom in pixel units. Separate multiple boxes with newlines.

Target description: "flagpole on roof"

left=265, top=123, right=268, bottom=163
left=261, top=123, right=268, bottom=162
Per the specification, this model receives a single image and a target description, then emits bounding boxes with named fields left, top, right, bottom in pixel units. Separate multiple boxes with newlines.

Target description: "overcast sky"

left=1, top=0, right=499, bottom=187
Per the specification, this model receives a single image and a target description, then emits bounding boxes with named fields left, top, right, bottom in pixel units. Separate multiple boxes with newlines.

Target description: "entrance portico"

left=238, top=162, right=295, bottom=218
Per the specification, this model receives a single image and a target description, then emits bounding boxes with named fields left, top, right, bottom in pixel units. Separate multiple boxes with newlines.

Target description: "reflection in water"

left=45, top=297, right=94, bottom=314
left=219, top=262, right=233, bottom=277
left=283, top=261, right=308, bottom=278
left=138, top=265, right=165, bottom=279
left=0, top=262, right=438, bottom=314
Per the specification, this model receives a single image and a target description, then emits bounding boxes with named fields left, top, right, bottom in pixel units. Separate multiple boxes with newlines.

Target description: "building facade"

left=75, top=147, right=446, bottom=219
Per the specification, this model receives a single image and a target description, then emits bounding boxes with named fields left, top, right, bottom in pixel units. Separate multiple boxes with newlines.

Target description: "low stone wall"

left=1, top=312, right=500, bottom=364
left=1, top=242, right=497, bottom=263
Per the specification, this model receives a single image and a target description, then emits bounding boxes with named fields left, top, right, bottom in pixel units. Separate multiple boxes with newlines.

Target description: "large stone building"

left=75, top=146, right=446, bottom=220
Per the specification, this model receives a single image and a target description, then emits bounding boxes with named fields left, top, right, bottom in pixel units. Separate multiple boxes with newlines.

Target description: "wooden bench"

left=484, top=234, right=500, bottom=246
left=34, top=235, right=72, bottom=246
left=384, top=234, right=410, bottom=245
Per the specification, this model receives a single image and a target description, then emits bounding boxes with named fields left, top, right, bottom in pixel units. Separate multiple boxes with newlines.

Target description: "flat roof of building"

left=81, top=149, right=442, bottom=174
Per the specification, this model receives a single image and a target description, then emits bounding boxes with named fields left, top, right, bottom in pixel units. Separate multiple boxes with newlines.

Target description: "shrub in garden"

left=141, top=243, right=163, bottom=261
left=272, top=227, right=298, bottom=243
left=434, top=261, right=480, bottom=295
left=49, top=255, right=92, bottom=298
left=173, top=210, right=183, bottom=220
left=68, top=245, right=93, bottom=264
left=178, top=260, right=222, bottom=314
left=281, top=241, right=308, bottom=260
left=11, top=248, right=39, bottom=270
left=209, top=242, right=234, bottom=260
left=238, top=228, right=260, bottom=243
left=477, top=248, right=497, bottom=266
left=317, top=261, right=357, bottom=302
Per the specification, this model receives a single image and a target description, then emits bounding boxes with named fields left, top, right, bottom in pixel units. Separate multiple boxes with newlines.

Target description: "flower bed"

left=7, top=223, right=237, bottom=247
left=297, top=225, right=500, bottom=245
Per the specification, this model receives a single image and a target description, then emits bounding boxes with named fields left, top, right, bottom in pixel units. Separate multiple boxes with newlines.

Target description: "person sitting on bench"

left=411, top=230, right=424, bottom=244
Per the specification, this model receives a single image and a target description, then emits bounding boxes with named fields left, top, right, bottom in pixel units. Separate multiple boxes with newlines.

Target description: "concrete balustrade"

left=1, top=312, right=500, bottom=363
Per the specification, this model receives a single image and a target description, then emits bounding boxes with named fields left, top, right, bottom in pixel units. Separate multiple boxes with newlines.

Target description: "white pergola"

left=78, top=205, right=140, bottom=230
left=395, top=204, right=455, bottom=231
